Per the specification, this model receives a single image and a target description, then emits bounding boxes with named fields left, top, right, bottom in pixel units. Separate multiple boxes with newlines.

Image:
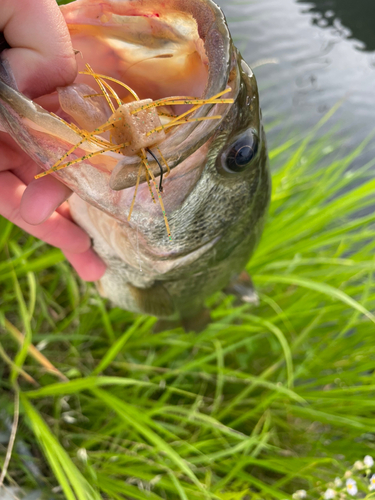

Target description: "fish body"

left=0, top=0, right=270, bottom=320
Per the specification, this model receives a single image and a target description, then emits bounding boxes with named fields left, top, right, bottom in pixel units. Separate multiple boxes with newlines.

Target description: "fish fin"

left=225, top=271, right=259, bottom=306
left=181, top=308, right=211, bottom=333
left=127, top=282, right=175, bottom=318
left=153, top=318, right=181, bottom=333
left=153, top=308, right=211, bottom=333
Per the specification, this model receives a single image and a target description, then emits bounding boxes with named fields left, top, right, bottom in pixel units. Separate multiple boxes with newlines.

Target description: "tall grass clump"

left=1, top=113, right=375, bottom=500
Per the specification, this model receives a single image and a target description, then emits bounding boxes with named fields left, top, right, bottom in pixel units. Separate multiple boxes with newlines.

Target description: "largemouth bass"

left=0, top=0, right=270, bottom=321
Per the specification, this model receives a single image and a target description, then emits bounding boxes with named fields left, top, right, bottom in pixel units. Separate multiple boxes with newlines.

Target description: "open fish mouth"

left=0, top=0, right=240, bottom=237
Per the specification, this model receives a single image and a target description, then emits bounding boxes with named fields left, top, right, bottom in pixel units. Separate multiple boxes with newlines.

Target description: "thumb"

left=0, top=0, right=77, bottom=98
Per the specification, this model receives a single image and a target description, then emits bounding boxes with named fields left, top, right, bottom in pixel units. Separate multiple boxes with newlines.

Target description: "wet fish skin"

left=0, top=0, right=271, bottom=320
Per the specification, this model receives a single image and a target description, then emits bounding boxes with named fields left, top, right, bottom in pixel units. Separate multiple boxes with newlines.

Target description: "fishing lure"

left=34, top=64, right=234, bottom=240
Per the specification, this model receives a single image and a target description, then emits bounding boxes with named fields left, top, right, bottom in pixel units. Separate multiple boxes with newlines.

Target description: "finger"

left=0, top=133, right=25, bottom=172
left=0, top=0, right=77, bottom=98
left=0, top=133, right=40, bottom=184
left=20, top=176, right=72, bottom=225
left=0, top=134, right=74, bottom=225
left=56, top=201, right=73, bottom=221
left=63, top=248, right=107, bottom=282
left=0, top=170, right=90, bottom=254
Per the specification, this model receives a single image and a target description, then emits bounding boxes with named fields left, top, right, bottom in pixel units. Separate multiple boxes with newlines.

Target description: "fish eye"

left=222, top=130, right=259, bottom=174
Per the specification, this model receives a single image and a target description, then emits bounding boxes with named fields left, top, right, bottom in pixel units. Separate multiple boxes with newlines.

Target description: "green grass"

left=1, top=115, right=375, bottom=499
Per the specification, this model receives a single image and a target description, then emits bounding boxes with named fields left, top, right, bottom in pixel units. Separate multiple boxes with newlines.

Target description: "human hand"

left=0, top=0, right=106, bottom=281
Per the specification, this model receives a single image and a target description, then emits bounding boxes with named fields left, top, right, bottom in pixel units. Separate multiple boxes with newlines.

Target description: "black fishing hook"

left=146, top=147, right=164, bottom=192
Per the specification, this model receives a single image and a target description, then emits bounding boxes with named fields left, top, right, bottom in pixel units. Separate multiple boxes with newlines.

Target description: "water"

left=215, top=0, right=375, bottom=154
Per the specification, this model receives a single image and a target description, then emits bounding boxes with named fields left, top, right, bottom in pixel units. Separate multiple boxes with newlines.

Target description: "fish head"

left=0, top=0, right=270, bottom=280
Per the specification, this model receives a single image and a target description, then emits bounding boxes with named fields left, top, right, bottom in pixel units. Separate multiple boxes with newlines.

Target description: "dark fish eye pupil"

left=235, top=145, right=254, bottom=167
left=224, top=131, right=259, bottom=173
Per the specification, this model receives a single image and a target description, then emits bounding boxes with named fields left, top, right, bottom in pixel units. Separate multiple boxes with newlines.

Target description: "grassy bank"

left=1, top=115, right=375, bottom=499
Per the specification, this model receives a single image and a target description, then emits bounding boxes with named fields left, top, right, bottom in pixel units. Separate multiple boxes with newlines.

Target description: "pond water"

left=215, top=0, right=375, bottom=156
